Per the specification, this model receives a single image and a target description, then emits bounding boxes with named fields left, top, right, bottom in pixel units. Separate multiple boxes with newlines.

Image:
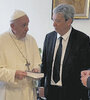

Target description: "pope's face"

left=11, top=15, right=29, bottom=39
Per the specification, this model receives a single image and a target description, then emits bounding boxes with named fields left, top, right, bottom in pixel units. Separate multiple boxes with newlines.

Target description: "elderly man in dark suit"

left=40, top=3, right=90, bottom=100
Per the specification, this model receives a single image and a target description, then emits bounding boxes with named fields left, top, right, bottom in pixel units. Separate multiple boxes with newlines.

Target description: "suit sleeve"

left=87, top=77, right=90, bottom=89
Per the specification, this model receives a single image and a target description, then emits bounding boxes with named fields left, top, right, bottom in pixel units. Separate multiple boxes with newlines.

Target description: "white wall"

left=0, top=0, right=90, bottom=50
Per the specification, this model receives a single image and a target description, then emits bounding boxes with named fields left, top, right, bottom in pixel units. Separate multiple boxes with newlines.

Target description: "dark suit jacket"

left=41, top=28, right=90, bottom=100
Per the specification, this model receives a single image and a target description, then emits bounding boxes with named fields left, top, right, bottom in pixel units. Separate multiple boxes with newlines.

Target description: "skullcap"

left=10, top=10, right=27, bottom=21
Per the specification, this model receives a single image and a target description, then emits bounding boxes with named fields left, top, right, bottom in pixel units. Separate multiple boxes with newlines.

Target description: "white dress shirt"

left=51, top=27, right=72, bottom=86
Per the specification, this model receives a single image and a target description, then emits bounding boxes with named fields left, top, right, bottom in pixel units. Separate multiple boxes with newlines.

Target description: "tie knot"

left=59, top=37, right=63, bottom=42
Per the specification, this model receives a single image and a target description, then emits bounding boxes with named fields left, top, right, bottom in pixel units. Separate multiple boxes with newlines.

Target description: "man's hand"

left=81, top=70, right=90, bottom=77
left=81, top=75, right=89, bottom=87
left=81, top=70, right=90, bottom=87
left=15, top=70, right=27, bottom=80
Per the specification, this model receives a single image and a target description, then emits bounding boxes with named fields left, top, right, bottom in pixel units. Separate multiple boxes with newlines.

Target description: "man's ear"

left=66, top=18, right=72, bottom=26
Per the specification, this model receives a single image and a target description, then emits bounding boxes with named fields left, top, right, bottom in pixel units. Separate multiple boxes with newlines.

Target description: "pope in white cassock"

left=0, top=10, right=41, bottom=100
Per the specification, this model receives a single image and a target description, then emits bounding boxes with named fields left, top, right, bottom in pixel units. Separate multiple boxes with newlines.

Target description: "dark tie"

left=53, top=37, right=63, bottom=83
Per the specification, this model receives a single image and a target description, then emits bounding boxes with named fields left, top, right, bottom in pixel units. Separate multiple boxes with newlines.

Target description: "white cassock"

left=0, top=31, right=41, bottom=100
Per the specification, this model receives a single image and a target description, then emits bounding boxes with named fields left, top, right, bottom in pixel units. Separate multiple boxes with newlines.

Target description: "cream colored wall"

left=0, top=0, right=90, bottom=49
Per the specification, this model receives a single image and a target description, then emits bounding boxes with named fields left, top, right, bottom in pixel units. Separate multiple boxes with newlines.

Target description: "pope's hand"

left=15, top=70, right=27, bottom=80
left=32, top=68, right=40, bottom=73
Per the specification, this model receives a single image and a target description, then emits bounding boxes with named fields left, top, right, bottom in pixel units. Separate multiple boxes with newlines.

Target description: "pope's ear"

left=10, top=23, right=14, bottom=29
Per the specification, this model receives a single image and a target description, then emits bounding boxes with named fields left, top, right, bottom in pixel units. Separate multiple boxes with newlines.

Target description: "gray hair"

left=53, top=4, right=75, bottom=21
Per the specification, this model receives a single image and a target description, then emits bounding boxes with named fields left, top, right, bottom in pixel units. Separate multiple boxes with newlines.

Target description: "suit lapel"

left=51, top=33, right=57, bottom=55
left=49, top=32, right=57, bottom=77
left=48, top=31, right=57, bottom=71
left=63, top=28, right=74, bottom=66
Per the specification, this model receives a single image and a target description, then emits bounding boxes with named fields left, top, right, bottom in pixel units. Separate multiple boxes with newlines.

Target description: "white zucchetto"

left=10, top=10, right=27, bottom=21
